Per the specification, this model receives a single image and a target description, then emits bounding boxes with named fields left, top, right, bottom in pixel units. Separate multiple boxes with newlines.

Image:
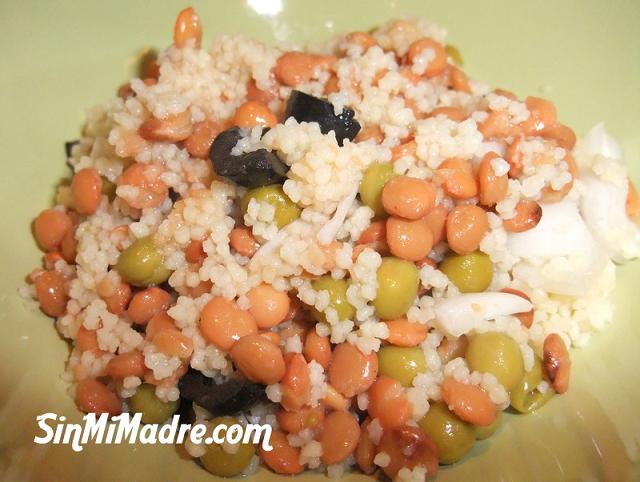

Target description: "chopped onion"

left=434, top=292, right=533, bottom=337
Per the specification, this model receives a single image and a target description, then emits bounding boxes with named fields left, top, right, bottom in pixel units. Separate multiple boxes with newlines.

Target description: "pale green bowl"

left=1, top=1, right=639, bottom=481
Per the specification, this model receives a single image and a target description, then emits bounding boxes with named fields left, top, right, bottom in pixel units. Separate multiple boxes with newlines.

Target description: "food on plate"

left=24, top=6, right=639, bottom=480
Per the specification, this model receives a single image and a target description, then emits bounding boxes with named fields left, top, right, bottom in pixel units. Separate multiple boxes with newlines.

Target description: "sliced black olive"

left=283, top=90, right=361, bottom=145
left=175, top=397, right=196, bottom=425
left=178, top=369, right=266, bottom=416
left=65, top=140, right=79, bottom=158
left=209, top=127, right=288, bottom=188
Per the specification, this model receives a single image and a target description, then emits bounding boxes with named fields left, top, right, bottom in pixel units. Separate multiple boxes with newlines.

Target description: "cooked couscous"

left=24, top=7, right=640, bottom=481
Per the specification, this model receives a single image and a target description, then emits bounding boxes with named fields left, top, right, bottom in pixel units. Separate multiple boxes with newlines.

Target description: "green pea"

left=311, top=276, right=355, bottom=322
left=359, top=162, right=396, bottom=216
left=241, top=185, right=301, bottom=229
left=116, top=236, right=172, bottom=287
left=439, top=251, right=493, bottom=293
left=129, top=384, right=178, bottom=424
left=374, top=257, right=419, bottom=320
left=200, top=416, right=256, bottom=477
left=418, top=402, right=475, bottom=464
left=475, top=411, right=501, bottom=440
left=510, top=357, right=555, bottom=414
left=466, top=332, right=524, bottom=392
left=378, top=346, right=427, bottom=387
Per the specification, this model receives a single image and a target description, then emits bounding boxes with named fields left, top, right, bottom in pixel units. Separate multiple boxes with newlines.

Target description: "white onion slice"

left=573, top=122, right=622, bottom=162
left=434, top=292, right=533, bottom=338
left=579, top=175, right=640, bottom=263
left=506, top=199, right=609, bottom=296
left=316, top=184, right=359, bottom=245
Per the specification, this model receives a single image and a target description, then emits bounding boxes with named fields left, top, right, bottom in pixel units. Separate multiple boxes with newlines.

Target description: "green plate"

left=1, top=0, right=638, bottom=481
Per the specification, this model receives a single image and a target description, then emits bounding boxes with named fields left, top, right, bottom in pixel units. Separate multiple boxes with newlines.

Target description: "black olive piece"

left=283, top=90, right=361, bottom=146
left=209, top=127, right=288, bottom=188
left=65, top=140, right=79, bottom=158
left=178, top=369, right=266, bottom=416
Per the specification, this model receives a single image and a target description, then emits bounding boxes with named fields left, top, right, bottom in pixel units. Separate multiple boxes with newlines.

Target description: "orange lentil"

left=381, top=176, right=436, bottom=220
left=377, top=425, right=439, bottom=479
left=232, top=100, right=277, bottom=128
left=386, top=216, right=433, bottom=262
left=449, top=66, right=471, bottom=93
left=540, top=123, right=577, bottom=150
left=127, top=287, right=172, bottom=325
left=478, top=151, right=509, bottom=206
left=441, top=377, right=497, bottom=426
left=117, top=162, right=168, bottom=209
left=500, top=288, right=534, bottom=328
left=627, top=179, right=640, bottom=220
left=246, top=78, right=278, bottom=104
left=406, top=38, right=447, bottom=78
left=446, top=204, right=489, bottom=255
left=139, top=111, right=193, bottom=143
left=320, top=411, right=361, bottom=465
left=344, top=31, right=377, bottom=51
left=173, top=7, right=202, bottom=48
left=60, top=227, right=77, bottom=263
left=229, top=226, right=260, bottom=257
left=71, top=168, right=103, bottom=215
left=303, top=330, right=332, bottom=369
left=435, top=158, right=477, bottom=200
left=274, top=52, right=336, bottom=86
left=355, top=418, right=376, bottom=474
left=391, top=140, right=417, bottom=161
left=423, top=204, right=449, bottom=245
left=328, top=342, right=378, bottom=398
left=153, top=330, right=194, bottom=359
left=385, top=318, right=428, bottom=346
left=280, top=353, right=311, bottom=411
left=33, top=209, right=73, bottom=252
left=247, top=283, right=291, bottom=329
left=199, top=297, right=258, bottom=351
left=543, top=333, right=571, bottom=394
left=75, top=378, right=122, bottom=416
left=260, top=430, right=304, bottom=475
left=368, top=376, right=412, bottom=429
left=276, top=405, right=325, bottom=434
left=76, top=326, right=102, bottom=353
left=428, top=106, right=468, bottom=122
left=520, top=96, right=557, bottom=135
left=230, top=334, right=285, bottom=385
left=35, top=270, right=67, bottom=317
left=146, top=312, right=178, bottom=340
left=184, top=120, right=223, bottom=159
left=106, top=350, right=146, bottom=379
left=502, top=200, right=542, bottom=233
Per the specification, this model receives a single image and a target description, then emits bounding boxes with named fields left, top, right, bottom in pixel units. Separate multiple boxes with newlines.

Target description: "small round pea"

left=374, top=257, right=419, bottom=320
left=475, top=411, right=501, bottom=440
left=466, top=332, right=524, bottom=392
left=116, top=236, right=172, bottom=287
left=418, top=402, right=475, bottom=464
left=510, top=357, right=555, bottom=414
left=311, top=276, right=355, bottom=323
left=377, top=346, right=427, bottom=387
left=440, top=251, right=493, bottom=293
left=200, top=416, right=256, bottom=477
left=129, top=384, right=178, bottom=424
left=241, top=185, right=301, bottom=229
left=359, top=162, right=396, bottom=216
